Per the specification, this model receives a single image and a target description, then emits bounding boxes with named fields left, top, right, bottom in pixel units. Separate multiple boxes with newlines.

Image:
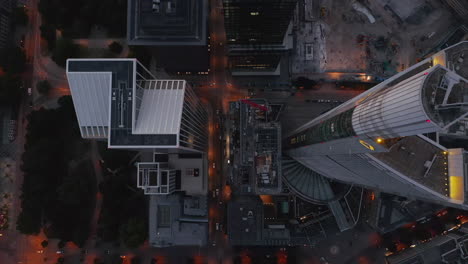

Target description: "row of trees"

left=97, top=144, right=148, bottom=248
left=38, top=0, right=126, bottom=38
left=17, top=96, right=96, bottom=246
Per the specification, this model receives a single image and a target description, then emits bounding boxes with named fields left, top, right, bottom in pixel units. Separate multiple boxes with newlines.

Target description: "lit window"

left=250, top=12, right=259, bottom=16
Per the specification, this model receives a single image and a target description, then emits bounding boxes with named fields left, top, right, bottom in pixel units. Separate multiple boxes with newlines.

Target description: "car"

left=105, top=250, right=111, bottom=255
left=27, top=87, right=32, bottom=95
left=56, top=250, right=64, bottom=254
left=29, top=101, right=33, bottom=108
left=37, top=250, right=44, bottom=254
left=212, top=163, right=216, bottom=169
left=215, top=223, right=219, bottom=230
left=215, top=188, right=219, bottom=196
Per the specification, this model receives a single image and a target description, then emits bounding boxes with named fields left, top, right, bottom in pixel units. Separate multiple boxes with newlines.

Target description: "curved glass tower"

left=285, top=42, right=468, bottom=209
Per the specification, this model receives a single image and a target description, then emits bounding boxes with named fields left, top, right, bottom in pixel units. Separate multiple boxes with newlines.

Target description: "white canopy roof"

left=133, top=80, right=186, bottom=135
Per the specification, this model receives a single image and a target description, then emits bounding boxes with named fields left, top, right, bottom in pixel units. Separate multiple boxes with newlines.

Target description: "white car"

left=215, top=188, right=219, bottom=196
left=215, top=223, right=219, bottom=230
left=212, top=163, right=216, bottom=169
left=27, top=88, right=32, bottom=95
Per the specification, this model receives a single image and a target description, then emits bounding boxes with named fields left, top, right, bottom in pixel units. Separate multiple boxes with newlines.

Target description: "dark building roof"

left=127, top=0, right=207, bottom=46
left=227, top=196, right=264, bottom=245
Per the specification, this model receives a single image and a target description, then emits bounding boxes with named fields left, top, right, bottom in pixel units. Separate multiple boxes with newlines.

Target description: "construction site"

left=292, top=0, right=468, bottom=80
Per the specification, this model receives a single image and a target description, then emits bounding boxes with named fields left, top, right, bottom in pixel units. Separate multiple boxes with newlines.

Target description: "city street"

left=1, top=0, right=441, bottom=263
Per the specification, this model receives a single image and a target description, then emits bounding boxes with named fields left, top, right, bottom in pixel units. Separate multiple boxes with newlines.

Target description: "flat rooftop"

left=255, top=123, right=282, bottom=193
left=149, top=193, right=208, bottom=247
left=67, top=59, right=183, bottom=148
left=235, top=99, right=282, bottom=194
left=127, top=0, right=207, bottom=46
left=372, top=136, right=448, bottom=196
left=227, top=196, right=263, bottom=245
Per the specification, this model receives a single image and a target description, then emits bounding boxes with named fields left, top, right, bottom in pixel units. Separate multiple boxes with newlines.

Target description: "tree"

left=36, top=80, right=52, bottom=95
left=40, top=23, right=57, bottom=51
left=16, top=205, right=41, bottom=235
left=127, top=46, right=150, bottom=68
left=110, top=255, right=123, bottom=264
left=131, top=257, right=141, bottom=264
left=52, top=38, right=79, bottom=67
left=13, top=7, right=28, bottom=26
left=58, top=240, right=66, bottom=248
left=0, top=46, right=26, bottom=74
left=119, top=217, right=147, bottom=248
left=41, top=240, right=49, bottom=248
left=292, top=77, right=317, bottom=90
left=108, top=41, right=123, bottom=54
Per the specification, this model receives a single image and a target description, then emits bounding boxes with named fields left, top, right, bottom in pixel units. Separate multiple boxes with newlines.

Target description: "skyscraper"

left=284, top=41, right=468, bottom=209
left=223, top=0, right=297, bottom=75
left=66, top=58, right=209, bottom=247
left=0, top=0, right=12, bottom=49
left=66, top=58, right=208, bottom=153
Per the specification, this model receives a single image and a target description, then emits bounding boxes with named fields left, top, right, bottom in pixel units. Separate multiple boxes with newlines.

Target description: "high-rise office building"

left=66, top=58, right=208, bottom=153
left=0, top=0, right=12, bottom=49
left=222, top=0, right=297, bottom=75
left=66, top=58, right=209, bottom=247
left=284, top=41, right=468, bottom=209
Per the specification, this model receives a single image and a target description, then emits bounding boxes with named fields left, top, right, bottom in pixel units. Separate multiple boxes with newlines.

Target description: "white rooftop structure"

left=66, top=59, right=208, bottom=152
left=67, top=72, right=111, bottom=138
left=133, top=80, right=185, bottom=135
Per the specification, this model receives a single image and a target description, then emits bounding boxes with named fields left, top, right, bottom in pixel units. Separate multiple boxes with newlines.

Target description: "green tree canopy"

left=36, top=80, right=52, bottom=95
left=119, top=217, right=147, bottom=248
left=41, top=240, right=49, bottom=248
left=131, top=257, right=141, bottom=264
left=127, top=46, right=150, bottom=68
left=108, top=41, right=123, bottom=54
left=13, top=7, right=28, bottom=26
left=16, top=203, right=41, bottom=235
left=40, top=23, right=57, bottom=51
left=52, top=38, right=79, bottom=67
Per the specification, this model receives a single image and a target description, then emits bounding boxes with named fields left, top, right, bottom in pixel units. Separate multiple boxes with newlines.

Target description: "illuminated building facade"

left=285, top=42, right=468, bottom=209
